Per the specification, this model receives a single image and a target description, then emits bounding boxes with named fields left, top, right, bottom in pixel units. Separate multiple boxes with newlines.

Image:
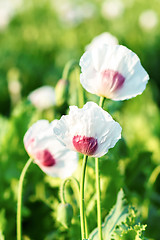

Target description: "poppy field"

left=0, top=0, right=160, bottom=240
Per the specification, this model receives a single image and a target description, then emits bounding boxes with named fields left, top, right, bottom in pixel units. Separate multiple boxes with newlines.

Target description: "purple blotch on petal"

left=73, top=135, right=98, bottom=156
left=36, top=149, right=56, bottom=166
left=101, top=70, right=125, bottom=92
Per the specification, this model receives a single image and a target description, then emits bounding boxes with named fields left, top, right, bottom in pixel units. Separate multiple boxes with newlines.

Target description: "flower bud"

left=57, top=203, right=73, bottom=228
left=55, top=79, right=69, bottom=106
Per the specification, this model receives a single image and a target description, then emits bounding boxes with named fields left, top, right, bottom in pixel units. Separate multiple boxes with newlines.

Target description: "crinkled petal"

left=24, top=119, right=78, bottom=179
left=23, top=120, right=50, bottom=154
left=112, top=58, right=149, bottom=100
left=33, top=137, right=78, bottom=178
left=80, top=44, right=149, bottom=100
left=53, top=102, right=122, bottom=157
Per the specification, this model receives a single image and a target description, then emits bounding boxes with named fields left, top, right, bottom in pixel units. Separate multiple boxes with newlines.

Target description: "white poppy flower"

left=86, top=32, right=118, bottom=51
left=53, top=102, right=122, bottom=158
left=80, top=44, right=149, bottom=101
left=28, top=86, right=56, bottom=110
left=24, top=120, right=78, bottom=179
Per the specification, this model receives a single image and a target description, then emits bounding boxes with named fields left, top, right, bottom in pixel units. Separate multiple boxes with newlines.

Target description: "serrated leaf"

left=112, top=207, right=147, bottom=240
left=89, top=189, right=129, bottom=240
left=113, top=223, right=147, bottom=240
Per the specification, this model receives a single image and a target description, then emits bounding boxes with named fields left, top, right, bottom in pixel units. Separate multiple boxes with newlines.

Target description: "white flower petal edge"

left=33, top=135, right=78, bottom=179
left=24, top=120, right=78, bottom=179
left=85, top=32, right=118, bottom=51
left=28, top=86, right=56, bottom=110
left=80, top=44, right=149, bottom=100
left=53, top=102, right=122, bottom=158
left=24, top=120, right=49, bottom=155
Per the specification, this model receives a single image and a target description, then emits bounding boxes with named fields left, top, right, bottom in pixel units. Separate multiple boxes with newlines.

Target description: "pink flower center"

left=101, top=69, right=125, bottom=94
left=73, top=135, right=98, bottom=156
left=36, top=150, right=56, bottom=167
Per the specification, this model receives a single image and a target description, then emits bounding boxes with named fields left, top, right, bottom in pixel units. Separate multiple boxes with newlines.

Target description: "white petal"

left=34, top=137, right=78, bottom=179
left=85, top=32, right=118, bottom=51
left=53, top=102, right=122, bottom=157
left=112, top=59, right=149, bottom=100
left=94, top=121, right=121, bottom=157
left=23, top=120, right=50, bottom=154
left=80, top=44, right=149, bottom=100
left=28, top=86, right=56, bottom=110
left=24, top=119, right=79, bottom=179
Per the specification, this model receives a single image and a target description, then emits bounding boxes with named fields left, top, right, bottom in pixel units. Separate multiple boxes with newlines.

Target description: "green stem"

left=62, top=60, right=78, bottom=80
left=80, top=155, right=88, bottom=240
left=99, top=96, right=105, bottom=108
left=94, top=96, right=106, bottom=240
left=95, top=158, right=103, bottom=240
left=60, top=176, right=89, bottom=237
left=17, top=158, right=33, bottom=240
left=85, top=217, right=89, bottom=239
left=60, top=177, right=80, bottom=204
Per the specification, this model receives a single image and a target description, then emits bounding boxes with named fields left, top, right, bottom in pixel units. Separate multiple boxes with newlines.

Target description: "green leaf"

left=113, top=223, right=147, bottom=240
left=89, top=189, right=129, bottom=240
left=112, top=207, right=147, bottom=240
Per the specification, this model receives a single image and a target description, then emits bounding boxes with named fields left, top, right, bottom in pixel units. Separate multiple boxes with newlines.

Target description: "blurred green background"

left=0, top=0, right=160, bottom=239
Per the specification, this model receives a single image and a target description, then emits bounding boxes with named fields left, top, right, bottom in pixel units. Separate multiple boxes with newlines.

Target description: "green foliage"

left=113, top=207, right=147, bottom=240
left=1, top=86, right=159, bottom=239
left=0, top=0, right=160, bottom=239
left=89, top=189, right=128, bottom=240
left=57, top=203, right=73, bottom=228
left=89, top=190, right=147, bottom=240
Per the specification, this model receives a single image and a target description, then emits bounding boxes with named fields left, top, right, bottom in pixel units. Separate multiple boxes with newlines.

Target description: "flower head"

left=80, top=44, right=149, bottom=101
left=86, top=32, right=118, bottom=51
left=53, top=102, right=122, bottom=158
left=24, top=120, right=78, bottom=179
left=28, top=86, right=56, bottom=110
